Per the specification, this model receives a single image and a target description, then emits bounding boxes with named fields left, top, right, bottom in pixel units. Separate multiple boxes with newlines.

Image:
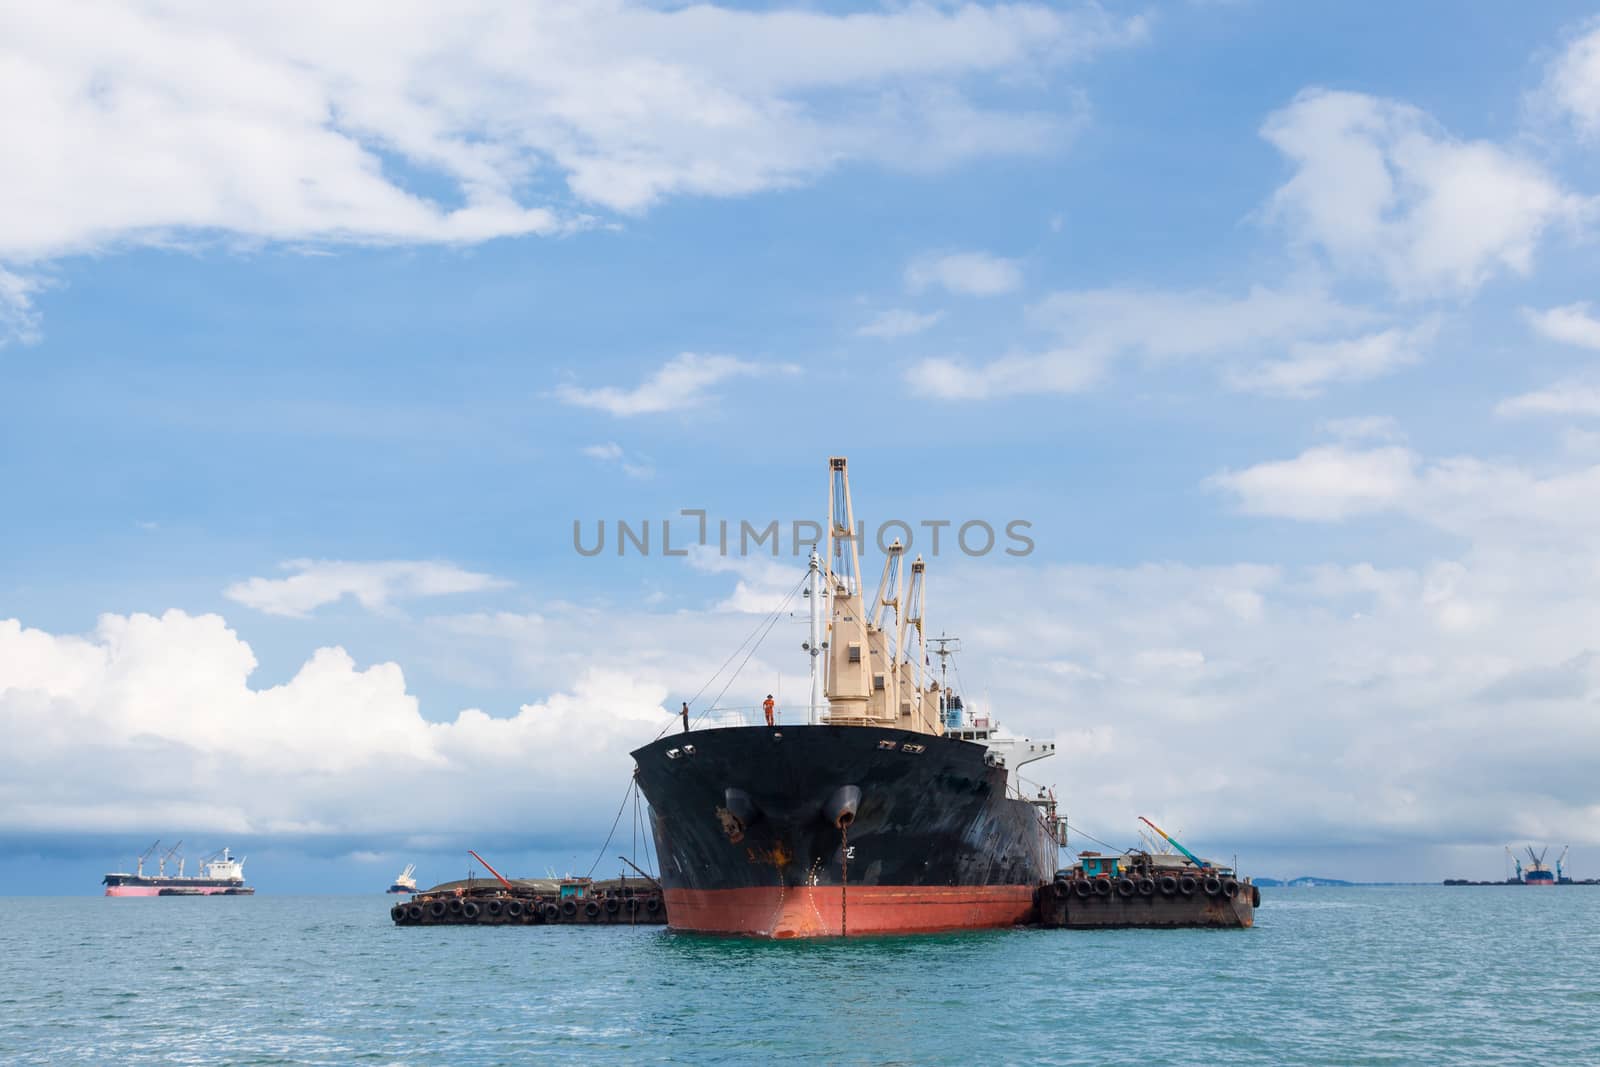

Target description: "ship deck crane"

left=1506, top=846, right=1523, bottom=882
left=135, top=840, right=161, bottom=878
left=1139, top=817, right=1208, bottom=870
left=1556, top=845, right=1570, bottom=882
left=158, top=840, right=183, bottom=878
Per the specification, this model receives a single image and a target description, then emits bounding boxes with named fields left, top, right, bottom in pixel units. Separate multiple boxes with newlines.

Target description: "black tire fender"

left=1073, top=879, right=1092, bottom=898
left=1178, top=876, right=1197, bottom=896
left=1158, top=875, right=1178, bottom=895
left=1115, top=877, right=1135, bottom=897
left=1203, top=876, right=1223, bottom=896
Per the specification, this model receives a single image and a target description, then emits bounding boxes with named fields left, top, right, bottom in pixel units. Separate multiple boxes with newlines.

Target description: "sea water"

left=2, top=887, right=1597, bottom=1065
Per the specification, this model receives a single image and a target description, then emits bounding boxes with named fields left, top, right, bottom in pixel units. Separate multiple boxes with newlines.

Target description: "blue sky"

left=4, top=1, right=1600, bottom=891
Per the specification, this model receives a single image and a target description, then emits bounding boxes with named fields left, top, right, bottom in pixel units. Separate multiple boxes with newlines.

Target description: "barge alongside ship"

left=633, top=457, right=1065, bottom=938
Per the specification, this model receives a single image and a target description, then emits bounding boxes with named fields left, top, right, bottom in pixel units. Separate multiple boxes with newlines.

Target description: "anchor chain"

left=840, top=823, right=848, bottom=937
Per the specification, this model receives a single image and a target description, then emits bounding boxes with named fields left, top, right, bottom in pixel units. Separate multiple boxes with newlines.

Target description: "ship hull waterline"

left=631, top=724, right=1058, bottom=939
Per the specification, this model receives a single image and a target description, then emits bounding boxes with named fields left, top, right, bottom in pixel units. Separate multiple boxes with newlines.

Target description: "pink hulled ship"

left=103, top=841, right=254, bottom=896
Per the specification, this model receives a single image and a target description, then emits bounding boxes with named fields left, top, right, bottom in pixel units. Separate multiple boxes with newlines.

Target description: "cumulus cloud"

left=1229, top=320, right=1438, bottom=398
left=1525, top=303, right=1600, bottom=350
left=905, top=251, right=1022, bottom=296
left=1210, top=440, right=1600, bottom=546
left=554, top=353, right=791, bottom=416
left=223, top=559, right=509, bottom=618
left=0, top=611, right=668, bottom=833
left=1497, top=379, right=1600, bottom=419
left=8, top=533, right=1600, bottom=872
left=1538, top=18, right=1600, bottom=138
left=0, top=1, right=1139, bottom=265
left=908, top=283, right=1377, bottom=400
left=857, top=308, right=945, bottom=339
left=1261, top=89, right=1578, bottom=296
left=1209, top=445, right=1419, bottom=521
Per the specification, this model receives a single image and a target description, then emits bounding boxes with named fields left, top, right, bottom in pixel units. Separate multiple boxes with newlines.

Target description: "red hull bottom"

left=664, top=884, right=1037, bottom=938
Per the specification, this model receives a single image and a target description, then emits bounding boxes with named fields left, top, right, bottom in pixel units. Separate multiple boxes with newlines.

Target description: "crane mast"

left=819, top=457, right=942, bottom=734
left=823, top=457, right=872, bottom=721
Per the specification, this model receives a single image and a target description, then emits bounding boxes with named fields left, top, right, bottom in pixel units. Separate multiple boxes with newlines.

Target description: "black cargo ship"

left=632, top=457, right=1062, bottom=937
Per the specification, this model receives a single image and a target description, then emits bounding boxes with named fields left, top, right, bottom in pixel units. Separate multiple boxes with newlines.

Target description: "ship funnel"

left=824, top=785, right=861, bottom=829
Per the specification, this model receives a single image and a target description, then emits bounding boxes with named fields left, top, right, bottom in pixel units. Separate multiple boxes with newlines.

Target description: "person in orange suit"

left=763, top=694, right=776, bottom=727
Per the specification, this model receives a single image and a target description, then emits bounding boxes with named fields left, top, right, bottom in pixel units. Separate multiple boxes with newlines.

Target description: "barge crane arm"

left=467, top=849, right=517, bottom=892
left=1139, top=816, right=1208, bottom=870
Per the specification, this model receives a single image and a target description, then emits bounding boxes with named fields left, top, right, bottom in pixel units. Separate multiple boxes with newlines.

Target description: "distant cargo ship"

left=103, top=841, right=253, bottom=897
left=388, top=864, right=419, bottom=894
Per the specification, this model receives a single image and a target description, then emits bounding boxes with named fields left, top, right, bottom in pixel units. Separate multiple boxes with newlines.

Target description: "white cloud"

left=905, top=252, right=1022, bottom=296
left=1209, top=445, right=1419, bottom=521
left=554, top=352, right=790, bottom=416
left=1261, top=89, right=1577, bottom=295
left=1210, top=440, right=1600, bottom=543
left=1229, top=320, right=1438, bottom=398
left=0, top=610, right=666, bottom=833
left=223, top=559, right=509, bottom=618
left=9, top=533, right=1600, bottom=869
left=0, top=2, right=1141, bottom=265
left=581, top=442, right=654, bottom=479
left=1524, top=303, right=1600, bottom=350
left=908, top=283, right=1374, bottom=400
left=1497, top=379, right=1600, bottom=419
left=0, top=267, right=41, bottom=347
left=1318, top=415, right=1403, bottom=442
left=857, top=308, right=944, bottom=339
left=1539, top=19, right=1600, bottom=138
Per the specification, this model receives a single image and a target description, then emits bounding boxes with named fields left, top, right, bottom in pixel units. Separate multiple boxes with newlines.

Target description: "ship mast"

left=806, top=549, right=824, bottom=725
left=930, top=634, right=960, bottom=733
